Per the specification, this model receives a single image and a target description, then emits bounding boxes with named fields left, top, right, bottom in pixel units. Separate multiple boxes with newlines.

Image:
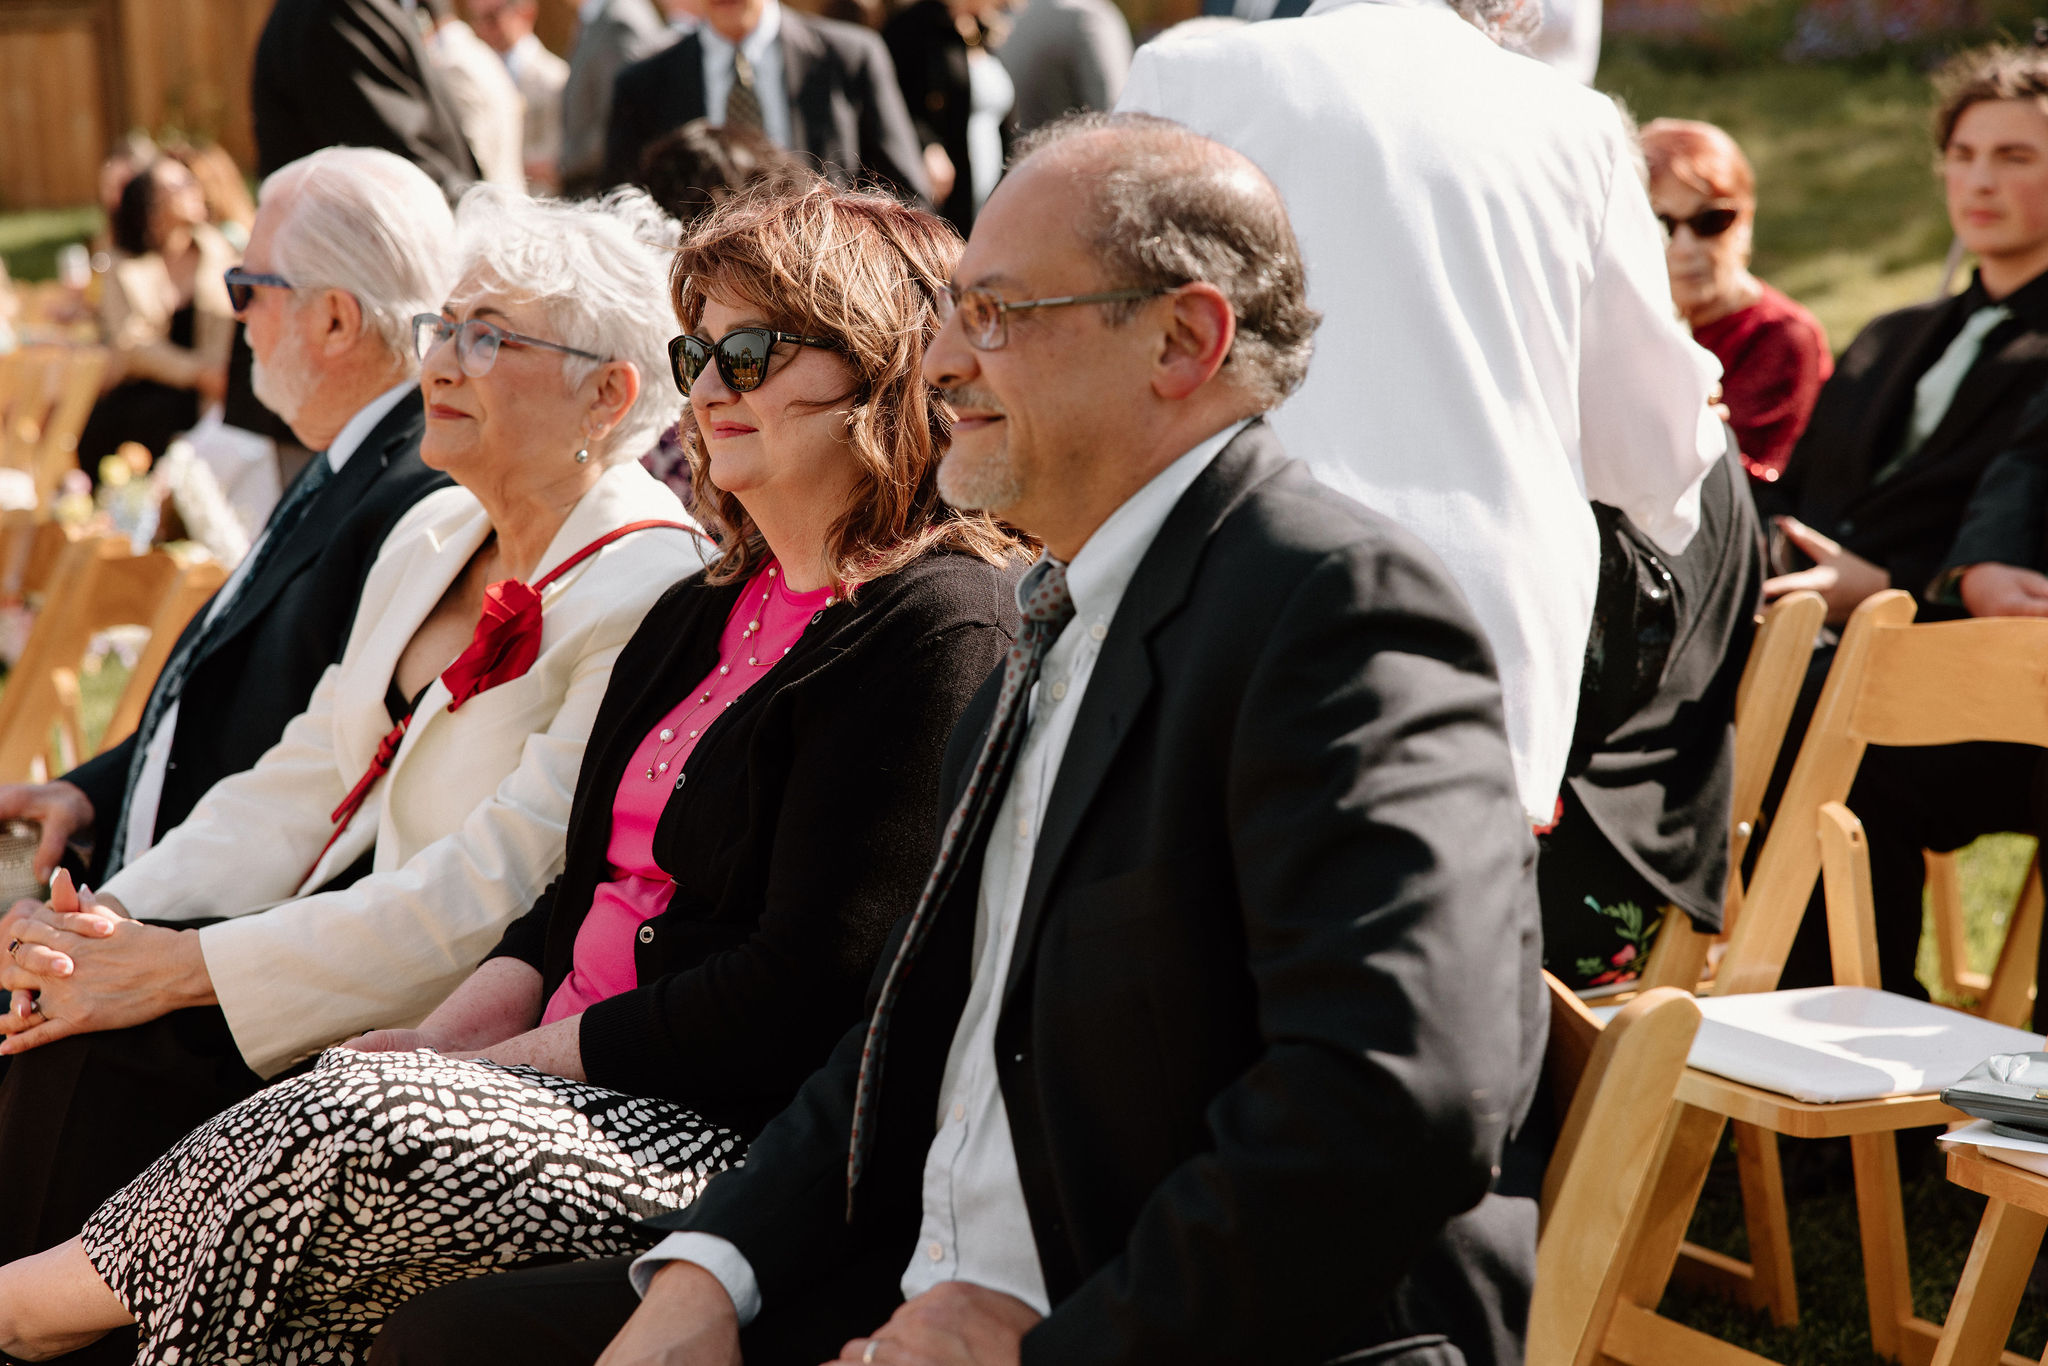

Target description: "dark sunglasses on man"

left=1656, top=206, right=1740, bottom=240
left=670, top=327, right=841, bottom=394
left=223, top=266, right=295, bottom=312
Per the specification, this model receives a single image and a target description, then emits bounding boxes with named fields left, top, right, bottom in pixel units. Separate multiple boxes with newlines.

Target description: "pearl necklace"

left=643, top=566, right=833, bottom=781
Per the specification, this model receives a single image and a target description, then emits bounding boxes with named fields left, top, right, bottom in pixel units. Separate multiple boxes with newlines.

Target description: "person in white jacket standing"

left=1120, top=0, right=1725, bottom=826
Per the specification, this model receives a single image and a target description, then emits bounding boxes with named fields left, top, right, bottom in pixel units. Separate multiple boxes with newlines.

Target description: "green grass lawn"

left=0, top=204, right=101, bottom=284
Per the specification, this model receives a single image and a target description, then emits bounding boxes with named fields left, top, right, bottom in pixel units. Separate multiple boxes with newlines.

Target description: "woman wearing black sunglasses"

left=1642, top=118, right=1832, bottom=507
left=0, top=183, right=1028, bottom=1366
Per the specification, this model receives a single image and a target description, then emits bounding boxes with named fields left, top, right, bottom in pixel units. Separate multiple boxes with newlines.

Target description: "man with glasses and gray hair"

left=0, top=145, right=455, bottom=1284
left=370, top=111, right=1541, bottom=1366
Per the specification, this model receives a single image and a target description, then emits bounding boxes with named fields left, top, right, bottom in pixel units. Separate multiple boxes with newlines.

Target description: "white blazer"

left=104, top=460, right=712, bottom=1076
left=1121, top=0, right=1724, bottom=824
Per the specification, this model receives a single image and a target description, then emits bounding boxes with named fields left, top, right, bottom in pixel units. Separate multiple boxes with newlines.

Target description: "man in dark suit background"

left=561, top=0, right=676, bottom=197
left=372, top=113, right=1543, bottom=1366
left=251, top=0, right=481, bottom=194
left=1758, top=47, right=2048, bottom=1000
left=602, top=0, right=928, bottom=202
left=0, top=151, right=457, bottom=1342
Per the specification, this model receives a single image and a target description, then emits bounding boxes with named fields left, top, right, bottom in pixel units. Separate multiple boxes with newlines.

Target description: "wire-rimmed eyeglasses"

left=937, top=284, right=1172, bottom=350
left=412, top=314, right=607, bottom=378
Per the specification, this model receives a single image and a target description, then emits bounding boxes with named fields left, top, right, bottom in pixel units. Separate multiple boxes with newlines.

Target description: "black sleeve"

left=603, top=63, right=652, bottom=190
left=577, top=613, right=1007, bottom=1113
left=1938, top=389, right=2048, bottom=582
left=1023, top=539, right=1536, bottom=1364
left=853, top=29, right=935, bottom=206
left=61, top=738, right=130, bottom=867
left=261, top=0, right=479, bottom=194
left=485, top=874, right=564, bottom=972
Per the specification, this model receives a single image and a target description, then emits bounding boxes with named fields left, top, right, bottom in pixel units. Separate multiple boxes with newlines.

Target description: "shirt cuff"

left=629, top=1231, right=763, bottom=1327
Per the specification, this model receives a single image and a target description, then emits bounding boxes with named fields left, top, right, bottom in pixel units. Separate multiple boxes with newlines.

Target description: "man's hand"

left=1958, top=562, right=2048, bottom=618
left=0, top=781, right=93, bottom=882
left=1762, top=516, right=1892, bottom=624
left=833, top=1284, right=1042, bottom=1366
left=0, top=879, right=210, bottom=1054
left=596, top=1261, right=743, bottom=1366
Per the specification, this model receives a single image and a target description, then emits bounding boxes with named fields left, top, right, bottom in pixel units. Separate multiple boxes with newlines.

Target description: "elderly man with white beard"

left=0, top=144, right=455, bottom=1290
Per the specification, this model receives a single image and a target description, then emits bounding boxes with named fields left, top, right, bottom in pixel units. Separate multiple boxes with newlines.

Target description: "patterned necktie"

left=103, top=454, right=338, bottom=875
left=726, top=50, right=765, bottom=133
left=845, top=559, right=1075, bottom=1217
left=1875, top=302, right=2011, bottom=484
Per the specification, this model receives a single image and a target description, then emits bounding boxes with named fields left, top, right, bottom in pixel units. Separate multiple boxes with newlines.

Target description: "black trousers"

left=0, top=1005, right=262, bottom=1365
left=369, top=1250, right=909, bottom=1366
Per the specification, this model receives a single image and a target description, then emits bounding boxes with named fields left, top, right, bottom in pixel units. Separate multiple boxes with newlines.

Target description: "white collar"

left=1304, top=0, right=1455, bottom=15
left=699, top=0, right=780, bottom=65
left=325, top=380, right=415, bottom=475
left=1034, top=418, right=1251, bottom=628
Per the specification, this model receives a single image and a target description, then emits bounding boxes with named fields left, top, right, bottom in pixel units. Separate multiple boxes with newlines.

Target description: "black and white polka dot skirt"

left=77, top=1047, right=744, bottom=1365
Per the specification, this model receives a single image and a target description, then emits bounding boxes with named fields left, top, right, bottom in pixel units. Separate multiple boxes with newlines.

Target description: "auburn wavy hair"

left=671, top=182, right=1028, bottom=593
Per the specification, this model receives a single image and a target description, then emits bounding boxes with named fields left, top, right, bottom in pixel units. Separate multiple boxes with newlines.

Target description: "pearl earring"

left=574, top=448, right=590, bottom=464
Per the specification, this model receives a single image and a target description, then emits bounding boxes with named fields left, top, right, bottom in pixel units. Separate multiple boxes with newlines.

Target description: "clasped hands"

left=595, top=1263, right=1039, bottom=1366
left=0, top=870, right=212, bottom=1055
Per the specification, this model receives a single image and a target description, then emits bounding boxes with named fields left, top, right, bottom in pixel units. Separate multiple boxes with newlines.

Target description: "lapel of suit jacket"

left=667, top=32, right=710, bottom=125
left=998, top=423, right=1282, bottom=1010
left=1901, top=319, right=2048, bottom=476
left=197, top=395, right=420, bottom=667
left=1840, top=295, right=1968, bottom=489
left=780, top=11, right=823, bottom=158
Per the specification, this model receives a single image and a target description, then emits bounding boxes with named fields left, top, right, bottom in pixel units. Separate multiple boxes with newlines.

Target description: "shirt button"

left=927, top=1240, right=944, bottom=1261
left=637, top=924, right=655, bottom=944
left=1089, top=622, right=1107, bottom=641
left=1050, top=680, right=1067, bottom=701
left=952, top=1103, right=966, bottom=1122
left=1016, top=815, right=1030, bottom=839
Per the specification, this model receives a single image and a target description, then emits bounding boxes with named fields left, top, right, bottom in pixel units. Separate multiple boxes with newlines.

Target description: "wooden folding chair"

left=1927, top=1144, right=2048, bottom=1366
left=0, top=537, right=206, bottom=783
left=0, top=345, right=109, bottom=503
left=98, top=556, right=226, bottom=752
left=1925, top=844, right=2042, bottom=1027
left=1529, top=976, right=1701, bottom=1366
left=1594, top=591, right=2048, bottom=1366
left=1635, top=590, right=1828, bottom=996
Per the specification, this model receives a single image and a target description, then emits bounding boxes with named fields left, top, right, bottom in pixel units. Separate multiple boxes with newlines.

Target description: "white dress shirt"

left=700, top=0, right=791, bottom=149
left=120, top=380, right=413, bottom=869
left=632, top=420, right=1250, bottom=1319
left=1121, top=0, right=1723, bottom=825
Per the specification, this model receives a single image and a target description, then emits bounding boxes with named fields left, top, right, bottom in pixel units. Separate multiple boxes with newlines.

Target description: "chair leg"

left=1733, top=1122, right=1799, bottom=1326
left=1981, top=860, right=2044, bottom=1030
left=1611, top=1103, right=1728, bottom=1314
left=1932, top=1198, right=2047, bottom=1366
left=1928, top=850, right=1985, bottom=999
left=1850, top=1131, right=1915, bottom=1362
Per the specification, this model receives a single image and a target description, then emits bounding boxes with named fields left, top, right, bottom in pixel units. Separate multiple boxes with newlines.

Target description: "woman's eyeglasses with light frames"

left=412, top=314, right=606, bottom=378
left=937, top=284, right=1173, bottom=351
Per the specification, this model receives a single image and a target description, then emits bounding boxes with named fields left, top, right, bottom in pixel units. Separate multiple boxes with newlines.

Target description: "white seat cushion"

left=1683, top=986, right=2042, bottom=1104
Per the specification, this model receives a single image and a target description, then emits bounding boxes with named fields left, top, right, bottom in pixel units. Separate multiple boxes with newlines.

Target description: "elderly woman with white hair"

left=0, top=181, right=1027, bottom=1366
left=0, top=179, right=711, bottom=1346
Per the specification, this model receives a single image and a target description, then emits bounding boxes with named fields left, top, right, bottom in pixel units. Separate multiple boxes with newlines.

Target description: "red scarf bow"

left=311, top=519, right=706, bottom=877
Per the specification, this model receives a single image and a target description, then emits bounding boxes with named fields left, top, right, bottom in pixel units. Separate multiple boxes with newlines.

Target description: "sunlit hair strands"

left=672, top=183, right=1028, bottom=594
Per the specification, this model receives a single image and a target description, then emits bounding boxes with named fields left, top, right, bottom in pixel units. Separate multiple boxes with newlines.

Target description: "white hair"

left=446, top=183, right=684, bottom=465
left=259, top=147, right=458, bottom=366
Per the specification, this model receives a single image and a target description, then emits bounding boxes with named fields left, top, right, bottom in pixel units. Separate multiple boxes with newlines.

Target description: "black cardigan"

left=487, top=549, right=1020, bottom=1137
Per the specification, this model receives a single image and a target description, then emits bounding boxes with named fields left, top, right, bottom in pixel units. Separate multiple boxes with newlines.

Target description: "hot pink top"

left=541, top=563, right=833, bottom=1024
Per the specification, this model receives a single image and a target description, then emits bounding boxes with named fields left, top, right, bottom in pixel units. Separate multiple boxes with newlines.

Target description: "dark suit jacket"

left=1776, top=269, right=2048, bottom=604
left=561, top=0, right=675, bottom=198
left=655, top=422, right=1546, bottom=1366
left=251, top=0, right=481, bottom=194
left=484, top=551, right=1017, bottom=1138
left=882, top=0, right=1011, bottom=234
left=66, top=393, right=450, bottom=881
left=1934, top=381, right=2048, bottom=583
left=602, top=10, right=929, bottom=202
